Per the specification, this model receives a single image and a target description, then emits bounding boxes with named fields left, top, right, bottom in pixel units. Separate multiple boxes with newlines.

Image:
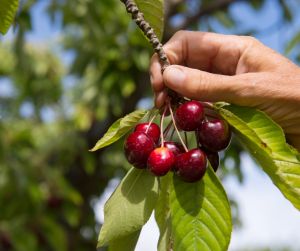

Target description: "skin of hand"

left=150, top=31, right=300, bottom=151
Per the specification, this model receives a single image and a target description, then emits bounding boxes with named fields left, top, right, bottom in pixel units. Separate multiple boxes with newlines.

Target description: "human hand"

left=150, top=31, right=300, bottom=151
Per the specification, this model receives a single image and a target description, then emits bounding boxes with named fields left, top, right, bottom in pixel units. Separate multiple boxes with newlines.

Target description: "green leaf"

left=41, top=217, right=67, bottom=251
left=155, top=173, right=173, bottom=251
left=285, top=31, right=300, bottom=55
left=135, top=0, right=164, bottom=40
left=157, top=216, right=172, bottom=251
left=279, top=0, right=292, bottom=21
left=214, top=11, right=235, bottom=28
left=0, top=0, right=19, bottom=34
left=108, top=230, right=141, bottom=251
left=98, top=167, right=159, bottom=247
left=216, top=104, right=300, bottom=210
left=90, top=109, right=148, bottom=151
left=250, top=0, right=264, bottom=10
left=170, top=166, right=232, bottom=251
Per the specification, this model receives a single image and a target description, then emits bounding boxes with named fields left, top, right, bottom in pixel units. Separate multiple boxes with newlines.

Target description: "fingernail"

left=150, top=72, right=154, bottom=84
left=164, top=66, right=186, bottom=87
left=155, top=90, right=167, bottom=108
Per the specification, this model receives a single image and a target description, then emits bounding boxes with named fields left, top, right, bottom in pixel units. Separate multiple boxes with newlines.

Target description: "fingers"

left=162, top=65, right=242, bottom=104
left=161, top=31, right=248, bottom=74
left=155, top=89, right=168, bottom=108
left=150, top=31, right=251, bottom=107
left=149, top=31, right=294, bottom=108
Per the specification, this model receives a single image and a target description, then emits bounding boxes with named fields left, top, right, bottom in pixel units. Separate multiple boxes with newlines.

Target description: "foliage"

left=98, top=167, right=159, bottom=247
left=0, top=0, right=299, bottom=250
left=217, top=104, right=300, bottom=210
left=90, top=110, right=148, bottom=151
left=135, top=0, right=164, bottom=40
left=0, top=0, right=19, bottom=34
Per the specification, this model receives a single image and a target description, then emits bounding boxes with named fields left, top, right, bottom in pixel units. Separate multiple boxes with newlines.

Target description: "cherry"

left=163, top=141, right=185, bottom=172
left=198, top=119, right=231, bottom=152
left=147, top=147, right=175, bottom=176
left=47, top=195, right=63, bottom=209
left=204, top=149, right=220, bottom=172
left=124, top=131, right=155, bottom=169
left=135, top=122, right=160, bottom=144
left=163, top=141, right=185, bottom=156
left=175, top=101, right=204, bottom=131
left=0, top=232, right=12, bottom=250
left=175, top=148, right=207, bottom=182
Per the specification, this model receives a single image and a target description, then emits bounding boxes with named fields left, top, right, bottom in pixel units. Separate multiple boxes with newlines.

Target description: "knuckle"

left=173, top=30, right=186, bottom=39
left=196, top=72, right=209, bottom=99
left=241, top=35, right=260, bottom=46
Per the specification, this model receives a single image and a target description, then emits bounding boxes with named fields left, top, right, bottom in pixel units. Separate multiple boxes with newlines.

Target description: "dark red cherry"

left=135, top=122, right=160, bottom=144
left=163, top=141, right=185, bottom=172
left=205, top=149, right=220, bottom=172
left=163, top=141, right=185, bottom=156
left=198, top=119, right=231, bottom=152
left=124, top=132, right=155, bottom=169
left=47, top=195, right=63, bottom=209
left=0, top=232, right=12, bottom=250
left=175, top=148, right=207, bottom=182
left=147, top=147, right=175, bottom=176
left=175, top=101, right=204, bottom=131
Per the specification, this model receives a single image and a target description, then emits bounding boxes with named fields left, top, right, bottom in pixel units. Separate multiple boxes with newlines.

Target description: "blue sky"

left=2, top=0, right=300, bottom=250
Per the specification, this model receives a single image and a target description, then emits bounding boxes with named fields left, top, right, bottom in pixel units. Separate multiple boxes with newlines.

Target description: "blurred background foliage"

left=0, top=0, right=299, bottom=250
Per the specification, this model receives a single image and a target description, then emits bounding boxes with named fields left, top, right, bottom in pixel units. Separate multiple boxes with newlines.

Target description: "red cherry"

left=134, top=122, right=160, bottom=144
left=163, top=141, right=185, bottom=172
left=163, top=141, right=185, bottom=156
left=204, top=149, right=220, bottom=172
left=175, top=101, right=204, bottom=131
left=147, top=147, right=175, bottom=176
left=124, top=132, right=155, bottom=169
left=198, top=119, right=231, bottom=152
left=175, top=148, right=207, bottom=182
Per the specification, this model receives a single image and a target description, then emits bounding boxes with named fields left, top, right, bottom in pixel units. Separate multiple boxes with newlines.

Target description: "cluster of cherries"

left=124, top=100, right=231, bottom=182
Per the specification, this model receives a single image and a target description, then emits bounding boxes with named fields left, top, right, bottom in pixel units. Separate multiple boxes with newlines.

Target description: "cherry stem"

left=147, top=106, right=155, bottom=120
left=146, top=113, right=158, bottom=134
left=168, top=103, right=188, bottom=152
left=160, top=106, right=167, bottom=147
left=201, top=102, right=214, bottom=108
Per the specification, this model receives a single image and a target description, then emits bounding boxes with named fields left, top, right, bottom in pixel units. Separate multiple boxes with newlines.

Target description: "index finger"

left=150, top=31, right=247, bottom=93
left=164, top=31, right=247, bottom=71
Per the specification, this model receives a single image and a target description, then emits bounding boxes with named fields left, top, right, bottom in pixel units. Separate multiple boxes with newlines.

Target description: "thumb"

left=163, top=65, right=243, bottom=103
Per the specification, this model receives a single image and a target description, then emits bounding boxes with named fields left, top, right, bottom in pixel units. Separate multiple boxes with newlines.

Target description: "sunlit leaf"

left=90, top=109, right=148, bottom=151
left=170, top=166, right=232, bottom=251
left=216, top=104, right=300, bottom=210
left=135, top=0, right=164, bottom=40
left=97, top=168, right=159, bottom=247
left=108, top=230, right=141, bottom=251
left=0, top=0, right=18, bottom=34
left=155, top=173, right=173, bottom=251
